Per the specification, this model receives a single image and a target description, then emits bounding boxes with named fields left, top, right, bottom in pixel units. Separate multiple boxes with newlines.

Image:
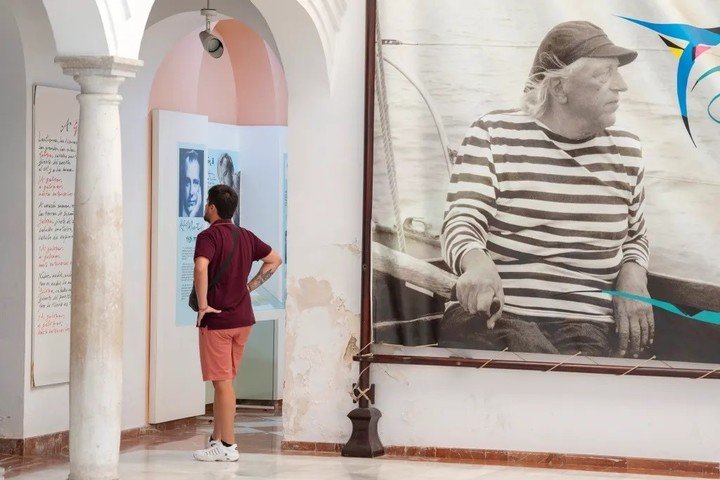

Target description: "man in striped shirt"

left=440, top=21, right=652, bottom=358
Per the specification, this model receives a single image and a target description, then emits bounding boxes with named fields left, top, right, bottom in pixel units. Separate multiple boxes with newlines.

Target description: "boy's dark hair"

left=207, top=184, right=238, bottom=219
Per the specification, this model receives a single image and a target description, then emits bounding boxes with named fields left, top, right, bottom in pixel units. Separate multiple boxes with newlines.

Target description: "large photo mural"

left=371, top=0, right=720, bottom=365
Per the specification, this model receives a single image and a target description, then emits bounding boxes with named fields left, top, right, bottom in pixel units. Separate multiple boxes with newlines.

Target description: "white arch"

left=127, top=0, right=362, bottom=438
left=118, top=0, right=325, bottom=427
left=41, top=0, right=154, bottom=58
left=250, top=0, right=331, bottom=91
left=298, top=0, right=349, bottom=76
left=144, top=0, right=280, bottom=63
left=41, top=0, right=345, bottom=84
left=143, top=0, right=335, bottom=89
left=41, top=0, right=108, bottom=56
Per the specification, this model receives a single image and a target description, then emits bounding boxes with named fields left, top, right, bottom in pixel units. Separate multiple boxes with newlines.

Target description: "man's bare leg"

left=212, top=380, right=236, bottom=445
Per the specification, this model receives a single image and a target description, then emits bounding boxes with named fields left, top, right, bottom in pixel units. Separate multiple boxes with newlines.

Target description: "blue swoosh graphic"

left=619, top=15, right=720, bottom=144
left=691, top=65, right=720, bottom=91
left=603, top=290, right=720, bottom=326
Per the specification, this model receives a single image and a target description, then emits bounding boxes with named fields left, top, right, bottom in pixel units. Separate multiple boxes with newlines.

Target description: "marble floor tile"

left=234, top=420, right=284, bottom=428
left=8, top=451, right=710, bottom=480
left=3, top=412, right=710, bottom=480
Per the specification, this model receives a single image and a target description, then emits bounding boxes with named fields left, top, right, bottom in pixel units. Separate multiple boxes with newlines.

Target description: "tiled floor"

left=1, top=410, right=708, bottom=479
left=0, top=410, right=282, bottom=478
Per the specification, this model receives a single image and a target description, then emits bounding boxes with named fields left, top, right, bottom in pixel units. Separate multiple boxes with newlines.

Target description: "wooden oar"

left=372, top=241, right=457, bottom=300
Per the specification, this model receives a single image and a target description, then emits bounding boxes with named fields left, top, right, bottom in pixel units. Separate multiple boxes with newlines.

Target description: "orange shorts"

left=198, top=326, right=253, bottom=381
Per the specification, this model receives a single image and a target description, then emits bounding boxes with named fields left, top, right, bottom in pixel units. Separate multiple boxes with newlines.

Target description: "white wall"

left=118, top=10, right=208, bottom=433
left=276, top=0, right=720, bottom=463
left=374, top=351, right=720, bottom=462
left=0, top=1, right=29, bottom=440
left=7, top=0, right=153, bottom=437
left=7, top=0, right=78, bottom=439
left=273, top=0, right=365, bottom=443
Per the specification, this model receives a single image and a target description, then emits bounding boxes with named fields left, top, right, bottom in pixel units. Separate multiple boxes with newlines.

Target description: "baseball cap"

left=530, top=21, right=638, bottom=78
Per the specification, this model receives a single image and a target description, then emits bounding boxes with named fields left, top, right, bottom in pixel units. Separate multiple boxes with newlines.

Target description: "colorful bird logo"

left=620, top=16, right=720, bottom=146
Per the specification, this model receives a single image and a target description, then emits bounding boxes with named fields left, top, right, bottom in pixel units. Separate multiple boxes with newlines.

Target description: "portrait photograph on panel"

left=370, top=0, right=720, bottom=364
left=178, top=148, right=205, bottom=218
left=216, top=152, right=242, bottom=226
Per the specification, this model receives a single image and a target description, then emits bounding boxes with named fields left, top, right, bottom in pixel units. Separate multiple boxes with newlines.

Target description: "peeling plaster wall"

left=280, top=0, right=365, bottom=443
left=284, top=277, right=361, bottom=440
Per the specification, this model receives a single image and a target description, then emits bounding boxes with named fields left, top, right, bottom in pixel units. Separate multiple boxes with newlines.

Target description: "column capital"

left=55, top=56, right=143, bottom=94
left=55, top=55, right=143, bottom=78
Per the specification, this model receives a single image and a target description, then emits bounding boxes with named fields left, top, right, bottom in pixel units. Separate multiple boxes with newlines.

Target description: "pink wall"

left=149, top=19, right=287, bottom=125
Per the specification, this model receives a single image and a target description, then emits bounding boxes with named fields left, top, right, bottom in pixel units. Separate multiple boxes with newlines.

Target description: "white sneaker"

left=193, top=443, right=239, bottom=462
left=206, top=436, right=220, bottom=449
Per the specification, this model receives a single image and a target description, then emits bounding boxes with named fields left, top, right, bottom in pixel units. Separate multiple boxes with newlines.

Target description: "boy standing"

left=191, top=184, right=282, bottom=461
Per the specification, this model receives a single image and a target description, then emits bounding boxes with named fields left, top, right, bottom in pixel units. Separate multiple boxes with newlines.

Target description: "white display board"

left=150, top=109, right=287, bottom=423
left=150, top=110, right=208, bottom=423
left=31, top=85, right=79, bottom=387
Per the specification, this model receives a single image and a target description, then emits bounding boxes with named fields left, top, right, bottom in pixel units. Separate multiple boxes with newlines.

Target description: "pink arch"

left=149, top=19, right=287, bottom=125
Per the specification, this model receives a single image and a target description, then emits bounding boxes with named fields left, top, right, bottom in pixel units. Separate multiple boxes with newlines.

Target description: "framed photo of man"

left=178, top=147, right=205, bottom=218
left=369, top=0, right=720, bottom=368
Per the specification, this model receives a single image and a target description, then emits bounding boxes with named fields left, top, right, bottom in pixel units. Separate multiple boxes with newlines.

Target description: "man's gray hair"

left=520, top=55, right=591, bottom=119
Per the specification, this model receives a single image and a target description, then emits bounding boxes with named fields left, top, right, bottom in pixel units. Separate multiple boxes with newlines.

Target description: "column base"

left=341, top=407, right=385, bottom=458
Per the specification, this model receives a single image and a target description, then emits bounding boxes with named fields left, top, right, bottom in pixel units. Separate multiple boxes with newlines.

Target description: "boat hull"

left=371, top=224, right=720, bottom=363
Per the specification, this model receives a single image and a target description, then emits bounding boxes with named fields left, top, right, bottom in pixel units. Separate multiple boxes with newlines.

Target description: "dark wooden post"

left=342, top=0, right=385, bottom=459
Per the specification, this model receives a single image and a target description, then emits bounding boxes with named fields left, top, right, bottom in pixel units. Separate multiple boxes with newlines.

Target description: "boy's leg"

left=219, top=326, right=252, bottom=445
left=195, top=328, right=241, bottom=461
left=213, top=380, right=236, bottom=445
left=199, top=328, right=236, bottom=443
left=198, top=326, right=253, bottom=446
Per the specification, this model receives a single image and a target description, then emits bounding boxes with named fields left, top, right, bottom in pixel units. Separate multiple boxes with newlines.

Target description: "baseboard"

left=0, top=416, right=198, bottom=457
left=237, top=399, right=283, bottom=414
left=280, top=441, right=720, bottom=478
left=282, top=441, right=344, bottom=455
left=0, top=439, right=23, bottom=456
left=205, top=399, right=283, bottom=415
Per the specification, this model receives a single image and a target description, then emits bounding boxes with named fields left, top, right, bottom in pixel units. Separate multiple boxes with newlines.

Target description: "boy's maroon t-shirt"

left=194, top=219, right=272, bottom=329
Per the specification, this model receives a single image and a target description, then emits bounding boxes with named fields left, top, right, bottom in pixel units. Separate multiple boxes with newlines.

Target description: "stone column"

left=55, top=56, right=142, bottom=480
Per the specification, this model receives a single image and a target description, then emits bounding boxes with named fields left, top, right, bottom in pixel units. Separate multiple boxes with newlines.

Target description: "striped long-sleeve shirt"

left=441, top=109, right=649, bottom=323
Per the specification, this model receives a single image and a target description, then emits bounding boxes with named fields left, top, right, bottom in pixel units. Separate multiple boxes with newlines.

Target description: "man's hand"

left=196, top=305, right=222, bottom=327
left=455, top=249, right=504, bottom=329
left=613, top=262, right=654, bottom=358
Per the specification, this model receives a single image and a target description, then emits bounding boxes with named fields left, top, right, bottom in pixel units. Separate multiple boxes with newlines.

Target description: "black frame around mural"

left=356, top=0, right=720, bottom=380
